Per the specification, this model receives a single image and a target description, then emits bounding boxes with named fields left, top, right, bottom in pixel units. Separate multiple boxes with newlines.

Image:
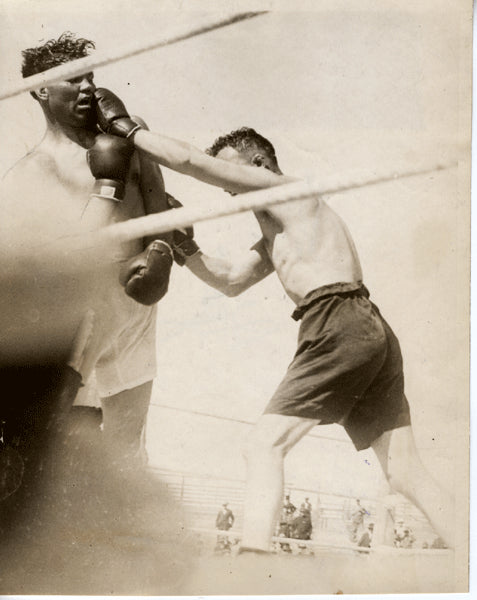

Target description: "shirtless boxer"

left=94, top=89, right=455, bottom=550
left=0, top=33, right=178, bottom=466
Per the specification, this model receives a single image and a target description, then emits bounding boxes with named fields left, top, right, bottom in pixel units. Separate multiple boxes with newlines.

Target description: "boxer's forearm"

left=137, top=151, right=173, bottom=247
left=80, top=195, right=118, bottom=230
left=185, top=249, right=273, bottom=297
left=133, top=130, right=291, bottom=194
left=185, top=253, right=253, bottom=297
left=133, top=130, right=193, bottom=175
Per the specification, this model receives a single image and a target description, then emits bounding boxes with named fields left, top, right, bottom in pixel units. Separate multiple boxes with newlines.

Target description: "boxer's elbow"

left=222, top=282, right=246, bottom=297
left=169, top=142, right=195, bottom=175
left=187, top=254, right=255, bottom=296
left=204, top=272, right=249, bottom=297
left=203, top=274, right=247, bottom=297
left=222, top=272, right=256, bottom=297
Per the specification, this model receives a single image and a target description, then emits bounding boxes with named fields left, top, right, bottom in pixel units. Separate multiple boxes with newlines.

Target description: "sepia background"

left=0, top=0, right=471, bottom=595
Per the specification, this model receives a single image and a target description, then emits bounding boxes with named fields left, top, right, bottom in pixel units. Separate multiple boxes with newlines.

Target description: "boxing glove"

left=165, top=193, right=201, bottom=266
left=87, top=134, right=134, bottom=201
left=94, top=88, right=142, bottom=139
left=119, top=240, right=173, bottom=305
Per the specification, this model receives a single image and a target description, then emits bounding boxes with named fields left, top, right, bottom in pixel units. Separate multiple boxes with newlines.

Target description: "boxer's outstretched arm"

left=133, top=130, right=297, bottom=194
left=93, top=88, right=295, bottom=193
left=184, top=238, right=274, bottom=297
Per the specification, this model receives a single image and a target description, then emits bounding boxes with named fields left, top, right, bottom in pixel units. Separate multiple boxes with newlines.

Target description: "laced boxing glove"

left=94, top=88, right=142, bottom=139
left=165, top=193, right=201, bottom=266
left=87, top=134, right=134, bottom=201
left=119, top=240, right=173, bottom=305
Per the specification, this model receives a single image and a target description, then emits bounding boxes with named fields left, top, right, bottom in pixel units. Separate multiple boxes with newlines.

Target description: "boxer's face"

left=44, top=72, right=96, bottom=127
left=215, top=145, right=273, bottom=195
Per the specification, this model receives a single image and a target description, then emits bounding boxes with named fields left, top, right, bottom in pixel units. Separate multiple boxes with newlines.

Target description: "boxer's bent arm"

left=133, top=116, right=173, bottom=247
left=137, top=151, right=173, bottom=247
left=80, top=194, right=122, bottom=230
left=133, top=130, right=297, bottom=194
left=138, top=157, right=173, bottom=247
left=184, top=238, right=274, bottom=297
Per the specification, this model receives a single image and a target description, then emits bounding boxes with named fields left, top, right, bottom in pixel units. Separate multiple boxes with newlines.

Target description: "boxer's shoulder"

left=3, top=146, right=57, bottom=187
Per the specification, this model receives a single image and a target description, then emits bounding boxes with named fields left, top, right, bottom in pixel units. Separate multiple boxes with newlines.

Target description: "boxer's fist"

left=94, top=88, right=142, bottom=139
left=87, top=134, right=134, bottom=201
left=166, top=193, right=201, bottom=266
left=119, top=240, right=173, bottom=305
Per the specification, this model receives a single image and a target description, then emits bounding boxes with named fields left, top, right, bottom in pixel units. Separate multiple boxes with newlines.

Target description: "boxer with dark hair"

left=1, top=32, right=175, bottom=469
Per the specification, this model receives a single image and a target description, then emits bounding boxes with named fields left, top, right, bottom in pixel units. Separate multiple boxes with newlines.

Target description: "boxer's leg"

left=372, top=425, right=455, bottom=547
left=101, top=380, right=153, bottom=468
left=241, top=414, right=317, bottom=552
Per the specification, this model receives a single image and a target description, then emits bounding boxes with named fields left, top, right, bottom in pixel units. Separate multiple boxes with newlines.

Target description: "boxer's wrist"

left=149, top=239, right=174, bottom=262
left=109, top=118, right=142, bottom=140
left=87, top=134, right=133, bottom=201
left=91, top=179, right=124, bottom=202
left=173, top=238, right=201, bottom=266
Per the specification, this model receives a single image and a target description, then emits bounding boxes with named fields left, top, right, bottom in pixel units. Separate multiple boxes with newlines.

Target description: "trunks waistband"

left=291, top=281, right=370, bottom=321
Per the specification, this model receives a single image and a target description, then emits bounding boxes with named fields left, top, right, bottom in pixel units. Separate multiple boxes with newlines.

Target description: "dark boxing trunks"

left=264, top=282, right=411, bottom=450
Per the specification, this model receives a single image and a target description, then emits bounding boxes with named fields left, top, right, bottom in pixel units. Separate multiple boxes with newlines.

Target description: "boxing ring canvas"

left=0, top=0, right=471, bottom=596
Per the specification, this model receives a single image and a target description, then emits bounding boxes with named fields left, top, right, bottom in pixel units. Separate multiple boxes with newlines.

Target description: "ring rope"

left=0, top=12, right=266, bottom=101
left=96, top=159, right=456, bottom=246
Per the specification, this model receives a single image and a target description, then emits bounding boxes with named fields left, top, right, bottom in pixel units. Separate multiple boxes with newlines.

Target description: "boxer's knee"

left=243, top=414, right=311, bottom=464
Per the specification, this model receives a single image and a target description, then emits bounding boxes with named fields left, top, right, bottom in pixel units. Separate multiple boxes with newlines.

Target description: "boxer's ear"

left=251, top=153, right=265, bottom=167
left=34, top=87, right=48, bottom=101
left=252, top=153, right=272, bottom=171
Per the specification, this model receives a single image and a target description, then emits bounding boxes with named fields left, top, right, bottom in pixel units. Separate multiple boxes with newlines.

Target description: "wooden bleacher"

left=151, top=467, right=437, bottom=546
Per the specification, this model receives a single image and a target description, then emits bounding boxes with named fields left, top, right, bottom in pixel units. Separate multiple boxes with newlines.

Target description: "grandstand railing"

left=150, top=466, right=437, bottom=548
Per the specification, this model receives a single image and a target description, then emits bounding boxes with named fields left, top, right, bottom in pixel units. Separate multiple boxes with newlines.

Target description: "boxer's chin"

left=78, top=108, right=98, bottom=133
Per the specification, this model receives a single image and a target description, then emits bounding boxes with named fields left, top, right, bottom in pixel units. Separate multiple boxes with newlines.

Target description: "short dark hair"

left=21, top=32, right=95, bottom=78
left=206, top=127, right=278, bottom=168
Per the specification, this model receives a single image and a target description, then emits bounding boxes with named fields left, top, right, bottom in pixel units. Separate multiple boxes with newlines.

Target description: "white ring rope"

left=0, top=12, right=265, bottom=101
left=95, top=159, right=456, bottom=246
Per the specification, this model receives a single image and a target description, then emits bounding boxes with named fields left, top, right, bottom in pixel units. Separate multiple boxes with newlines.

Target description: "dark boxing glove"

left=94, top=88, right=142, bottom=139
left=87, top=134, right=134, bottom=201
left=119, top=240, right=173, bottom=305
left=166, top=193, right=201, bottom=266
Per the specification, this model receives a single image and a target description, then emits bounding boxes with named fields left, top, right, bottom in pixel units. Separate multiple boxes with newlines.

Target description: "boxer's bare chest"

left=33, top=144, right=143, bottom=224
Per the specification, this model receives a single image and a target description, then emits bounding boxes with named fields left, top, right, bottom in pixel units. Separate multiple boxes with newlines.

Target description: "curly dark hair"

left=206, top=127, right=278, bottom=168
left=21, top=32, right=95, bottom=78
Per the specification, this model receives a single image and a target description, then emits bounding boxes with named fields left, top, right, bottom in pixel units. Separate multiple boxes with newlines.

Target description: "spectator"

left=291, top=506, right=313, bottom=540
left=430, top=536, right=448, bottom=549
left=283, top=494, right=296, bottom=517
left=300, top=497, right=312, bottom=517
left=349, top=499, right=367, bottom=543
left=277, top=531, right=292, bottom=554
left=277, top=508, right=289, bottom=536
left=215, top=502, right=235, bottom=531
left=280, top=494, right=297, bottom=538
left=393, top=518, right=406, bottom=547
left=400, top=527, right=415, bottom=549
left=214, top=502, right=235, bottom=555
left=357, top=523, right=374, bottom=549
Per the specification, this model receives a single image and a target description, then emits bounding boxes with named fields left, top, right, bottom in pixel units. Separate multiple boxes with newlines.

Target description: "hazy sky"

left=0, top=1, right=470, bottom=503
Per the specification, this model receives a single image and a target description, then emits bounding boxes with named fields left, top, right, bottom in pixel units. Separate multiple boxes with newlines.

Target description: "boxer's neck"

left=43, top=119, right=96, bottom=149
